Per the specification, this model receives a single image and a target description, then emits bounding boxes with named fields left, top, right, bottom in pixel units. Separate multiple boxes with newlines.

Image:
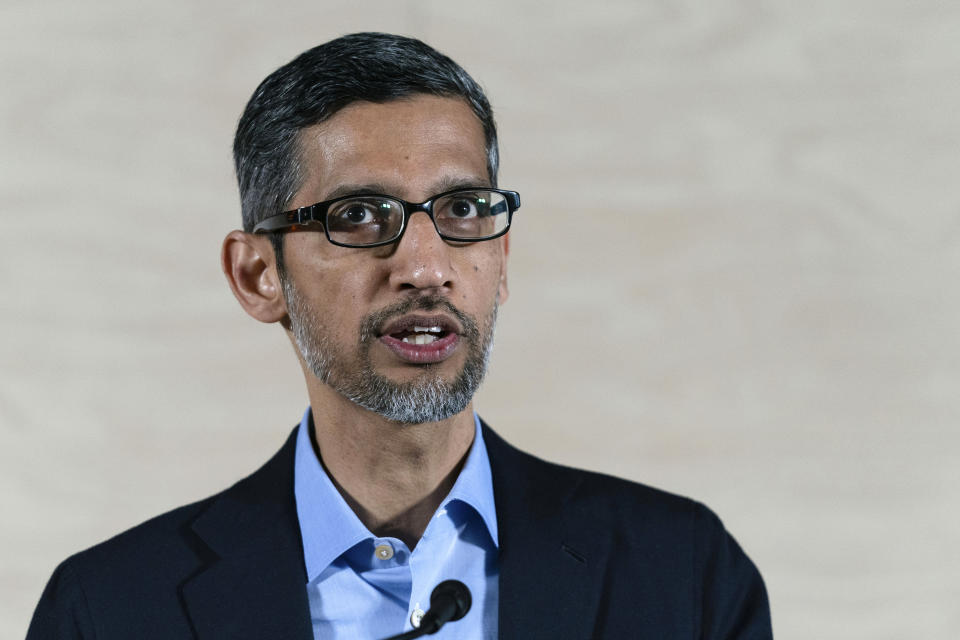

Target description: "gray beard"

left=283, top=279, right=496, bottom=424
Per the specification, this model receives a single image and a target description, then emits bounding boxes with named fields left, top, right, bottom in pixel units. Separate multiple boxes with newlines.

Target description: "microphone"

left=380, top=580, right=472, bottom=639
left=419, top=579, right=472, bottom=633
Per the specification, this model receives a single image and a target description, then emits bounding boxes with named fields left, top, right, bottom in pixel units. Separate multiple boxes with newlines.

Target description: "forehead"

left=295, top=95, right=489, bottom=203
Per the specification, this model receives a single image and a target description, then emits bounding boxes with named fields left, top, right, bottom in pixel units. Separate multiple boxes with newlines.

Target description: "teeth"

left=402, top=333, right=439, bottom=345
left=412, top=326, right=443, bottom=333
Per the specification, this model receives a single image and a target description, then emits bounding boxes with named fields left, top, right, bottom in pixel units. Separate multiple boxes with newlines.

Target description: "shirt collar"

left=293, top=408, right=499, bottom=583
left=444, top=412, right=499, bottom=548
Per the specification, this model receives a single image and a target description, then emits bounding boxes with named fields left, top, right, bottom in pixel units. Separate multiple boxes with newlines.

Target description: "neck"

left=306, top=383, right=477, bottom=549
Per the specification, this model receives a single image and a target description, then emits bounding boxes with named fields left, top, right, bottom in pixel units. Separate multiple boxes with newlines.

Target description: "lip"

left=379, top=332, right=460, bottom=364
left=377, top=313, right=463, bottom=364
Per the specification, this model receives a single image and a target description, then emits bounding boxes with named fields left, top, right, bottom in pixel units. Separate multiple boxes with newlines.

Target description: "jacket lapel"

left=483, top=423, right=609, bottom=639
left=177, top=421, right=604, bottom=639
left=181, top=428, right=314, bottom=640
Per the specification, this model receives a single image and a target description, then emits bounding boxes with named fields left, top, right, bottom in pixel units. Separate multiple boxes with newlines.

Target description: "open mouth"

left=390, top=325, right=451, bottom=345
left=378, top=314, right=462, bottom=363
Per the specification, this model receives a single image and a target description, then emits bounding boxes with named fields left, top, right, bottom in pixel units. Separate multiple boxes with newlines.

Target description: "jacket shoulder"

left=27, top=493, right=221, bottom=639
left=481, top=421, right=772, bottom=639
left=27, top=426, right=301, bottom=640
left=482, top=420, right=701, bottom=523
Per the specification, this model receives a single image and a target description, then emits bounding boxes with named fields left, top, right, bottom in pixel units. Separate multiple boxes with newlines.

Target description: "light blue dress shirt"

left=294, top=408, right=499, bottom=639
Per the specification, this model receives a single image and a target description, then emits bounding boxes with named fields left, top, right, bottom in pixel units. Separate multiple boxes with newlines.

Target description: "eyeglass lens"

left=325, top=190, right=510, bottom=246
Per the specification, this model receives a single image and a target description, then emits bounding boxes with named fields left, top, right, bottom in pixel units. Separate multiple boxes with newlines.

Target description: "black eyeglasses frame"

left=251, top=187, right=521, bottom=248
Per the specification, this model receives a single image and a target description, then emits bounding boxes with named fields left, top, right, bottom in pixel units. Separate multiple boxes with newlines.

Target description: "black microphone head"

left=430, top=579, right=471, bottom=622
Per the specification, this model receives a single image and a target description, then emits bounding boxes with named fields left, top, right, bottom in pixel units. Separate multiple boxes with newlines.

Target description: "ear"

left=221, top=230, right=288, bottom=323
left=497, top=232, right=510, bottom=304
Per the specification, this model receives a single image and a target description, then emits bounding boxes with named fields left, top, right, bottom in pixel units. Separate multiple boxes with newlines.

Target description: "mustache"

left=359, top=296, right=480, bottom=343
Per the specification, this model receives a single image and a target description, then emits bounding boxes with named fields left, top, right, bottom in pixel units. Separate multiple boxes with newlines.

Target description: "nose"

left=387, top=211, right=454, bottom=294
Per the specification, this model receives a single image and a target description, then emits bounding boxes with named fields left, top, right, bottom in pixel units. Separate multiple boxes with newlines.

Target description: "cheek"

left=463, top=255, right=506, bottom=303
left=334, top=265, right=388, bottom=308
left=292, top=241, right=385, bottom=304
left=317, top=278, right=373, bottom=336
left=290, top=269, right=380, bottom=340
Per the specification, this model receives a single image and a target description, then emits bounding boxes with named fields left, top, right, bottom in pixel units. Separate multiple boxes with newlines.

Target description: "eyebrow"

left=322, top=175, right=491, bottom=202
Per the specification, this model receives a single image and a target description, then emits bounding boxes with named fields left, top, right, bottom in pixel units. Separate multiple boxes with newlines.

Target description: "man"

left=28, top=33, right=772, bottom=639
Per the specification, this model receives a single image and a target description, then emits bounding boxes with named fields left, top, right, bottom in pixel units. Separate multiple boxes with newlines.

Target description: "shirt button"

left=410, top=608, right=425, bottom=628
left=374, top=544, right=394, bottom=560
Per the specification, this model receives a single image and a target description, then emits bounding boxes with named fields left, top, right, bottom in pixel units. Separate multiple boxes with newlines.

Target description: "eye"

left=327, top=198, right=400, bottom=231
left=447, top=197, right=481, bottom=218
left=336, top=201, right=378, bottom=224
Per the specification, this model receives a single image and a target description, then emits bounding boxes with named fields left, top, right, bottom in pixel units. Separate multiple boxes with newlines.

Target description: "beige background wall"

left=3, top=1, right=958, bottom=637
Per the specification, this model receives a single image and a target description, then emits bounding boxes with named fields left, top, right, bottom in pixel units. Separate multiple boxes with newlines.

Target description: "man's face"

left=278, top=95, right=509, bottom=423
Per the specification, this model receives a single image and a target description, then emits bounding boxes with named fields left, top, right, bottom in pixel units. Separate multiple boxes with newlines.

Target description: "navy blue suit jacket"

left=28, top=421, right=772, bottom=639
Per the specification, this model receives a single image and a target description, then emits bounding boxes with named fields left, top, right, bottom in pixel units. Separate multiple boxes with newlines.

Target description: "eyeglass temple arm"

left=252, top=206, right=320, bottom=233
left=490, top=192, right=520, bottom=216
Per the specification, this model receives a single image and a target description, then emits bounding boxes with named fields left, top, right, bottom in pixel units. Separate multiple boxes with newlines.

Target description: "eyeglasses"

left=253, top=187, right=521, bottom=248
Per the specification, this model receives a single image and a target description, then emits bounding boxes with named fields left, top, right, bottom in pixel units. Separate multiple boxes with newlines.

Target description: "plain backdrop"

left=2, top=1, right=959, bottom=638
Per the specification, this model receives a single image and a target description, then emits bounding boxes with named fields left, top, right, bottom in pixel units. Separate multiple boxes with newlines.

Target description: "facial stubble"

left=283, top=279, right=497, bottom=424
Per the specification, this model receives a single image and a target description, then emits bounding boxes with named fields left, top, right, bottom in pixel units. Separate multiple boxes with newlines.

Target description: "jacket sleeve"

left=693, top=504, right=773, bottom=639
left=26, top=559, right=96, bottom=640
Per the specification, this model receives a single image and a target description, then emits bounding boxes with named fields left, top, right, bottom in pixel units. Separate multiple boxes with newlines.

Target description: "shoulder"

left=58, top=492, right=218, bottom=581
left=67, top=424, right=299, bottom=566
left=27, top=492, right=221, bottom=639
left=482, top=419, right=705, bottom=526
left=482, top=420, right=752, bottom=579
left=482, top=421, right=772, bottom=638
left=27, top=426, right=301, bottom=639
